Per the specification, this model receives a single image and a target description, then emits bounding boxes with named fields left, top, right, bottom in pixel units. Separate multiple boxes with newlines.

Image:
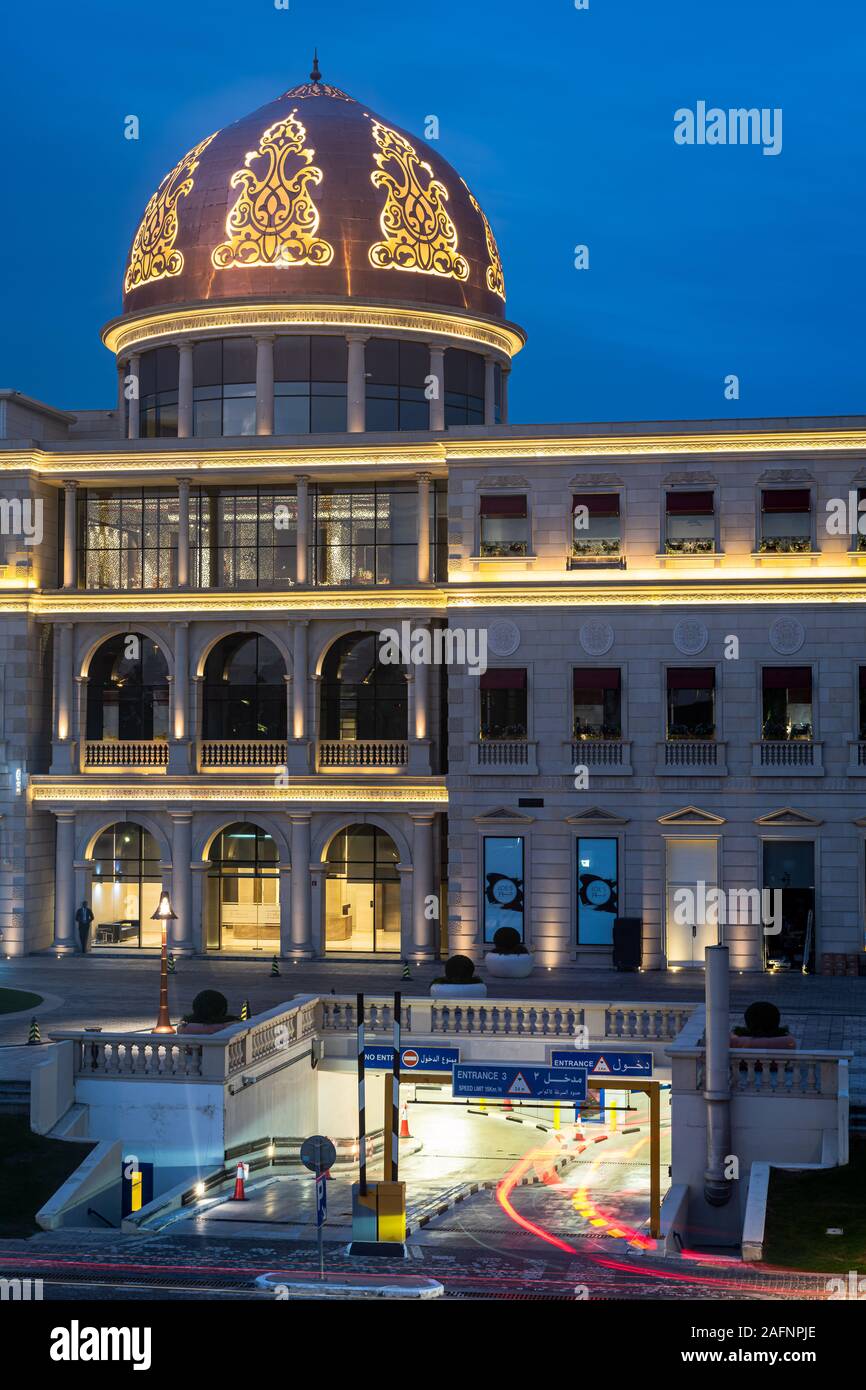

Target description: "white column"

left=116, top=361, right=126, bottom=437
left=416, top=472, right=432, bottom=584
left=62, top=480, right=78, bottom=590
left=411, top=813, right=436, bottom=960
left=170, top=812, right=194, bottom=954
left=501, top=365, right=510, bottom=423
left=176, top=477, right=191, bottom=589
left=75, top=675, right=87, bottom=773
left=413, top=632, right=429, bottom=740
left=177, top=342, right=194, bottom=439
left=429, top=346, right=445, bottom=431
left=288, top=620, right=310, bottom=771
left=407, top=648, right=432, bottom=775
left=346, top=334, right=367, bottom=432
left=703, top=945, right=733, bottom=1208
left=290, top=815, right=313, bottom=957
left=295, top=476, right=309, bottom=585
left=279, top=866, right=294, bottom=958
left=127, top=354, right=140, bottom=440
left=52, top=622, right=75, bottom=773
left=53, top=812, right=77, bottom=954
left=256, top=334, right=275, bottom=436
left=169, top=622, right=192, bottom=772
left=484, top=357, right=497, bottom=427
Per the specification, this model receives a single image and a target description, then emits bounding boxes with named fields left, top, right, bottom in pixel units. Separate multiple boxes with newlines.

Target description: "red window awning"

left=573, top=667, right=621, bottom=692
left=667, top=667, right=715, bottom=690
left=762, top=666, right=812, bottom=692
left=761, top=489, right=811, bottom=513
left=481, top=668, right=527, bottom=691
left=479, top=494, right=526, bottom=518
left=572, top=492, right=620, bottom=516
left=666, top=490, right=714, bottom=514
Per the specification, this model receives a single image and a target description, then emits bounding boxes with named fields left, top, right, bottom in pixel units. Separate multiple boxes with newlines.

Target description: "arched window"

left=206, top=823, right=279, bottom=953
left=319, top=633, right=407, bottom=741
left=86, top=634, right=169, bottom=742
left=324, top=824, right=401, bottom=954
left=202, top=634, right=287, bottom=740
left=90, top=824, right=162, bottom=948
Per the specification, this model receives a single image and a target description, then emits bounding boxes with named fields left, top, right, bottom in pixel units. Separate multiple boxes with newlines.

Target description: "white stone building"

left=1, top=66, right=865, bottom=975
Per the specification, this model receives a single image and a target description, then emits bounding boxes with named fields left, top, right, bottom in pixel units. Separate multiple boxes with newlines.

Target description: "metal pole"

left=704, top=944, right=733, bottom=1207
left=649, top=1083, right=661, bottom=1238
left=152, top=922, right=175, bottom=1034
left=356, top=992, right=367, bottom=1197
left=391, top=991, right=401, bottom=1184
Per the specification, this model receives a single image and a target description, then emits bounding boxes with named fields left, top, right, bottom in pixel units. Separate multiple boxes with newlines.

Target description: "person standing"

left=75, top=899, right=94, bottom=954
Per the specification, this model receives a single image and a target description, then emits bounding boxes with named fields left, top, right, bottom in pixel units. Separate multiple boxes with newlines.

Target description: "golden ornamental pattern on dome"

left=212, top=112, right=334, bottom=270
left=466, top=185, right=505, bottom=300
left=368, top=120, right=469, bottom=282
left=284, top=81, right=353, bottom=100
left=124, top=133, right=217, bottom=294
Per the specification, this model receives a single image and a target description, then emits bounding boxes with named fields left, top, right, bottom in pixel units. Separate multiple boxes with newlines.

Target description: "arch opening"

left=324, top=823, right=401, bottom=954
left=205, top=822, right=280, bottom=954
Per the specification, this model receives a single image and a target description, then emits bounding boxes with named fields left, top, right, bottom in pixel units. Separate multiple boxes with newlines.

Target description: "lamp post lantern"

left=150, top=890, right=177, bottom=1035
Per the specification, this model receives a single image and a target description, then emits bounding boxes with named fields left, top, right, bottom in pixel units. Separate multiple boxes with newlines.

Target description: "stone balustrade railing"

left=84, top=740, right=168, bottom=768
left=672, top=1046, right=852, bottom=1099
left=317, top=739, right=408, bottom=768
left=316, top=996, right=693, bottom=1041
left=199, top=739, right=286, bottom=768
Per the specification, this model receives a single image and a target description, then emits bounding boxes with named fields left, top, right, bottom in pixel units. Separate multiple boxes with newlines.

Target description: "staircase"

left=0, top=1080, right=30, bottom=1117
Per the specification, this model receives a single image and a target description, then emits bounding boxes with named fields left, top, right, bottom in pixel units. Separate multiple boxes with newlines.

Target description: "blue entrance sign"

left=452, top=1064, right=587, bottom=1102
left=550, top=1050, right=653, bottom=1078
left=363, top=1046, right=460, bottom=1072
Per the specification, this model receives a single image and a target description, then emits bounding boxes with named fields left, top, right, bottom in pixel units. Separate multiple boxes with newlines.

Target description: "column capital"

left=168, top=809, right=195, bottom=825
left=253, top=331, right=276, bottom=344
left=345, top=331, right=370, bottom=344
left=295, top=473, right=311, bottom=484
left=62, top=478, right=79, bottom=492
left=417, top=470, right=433, bottom=482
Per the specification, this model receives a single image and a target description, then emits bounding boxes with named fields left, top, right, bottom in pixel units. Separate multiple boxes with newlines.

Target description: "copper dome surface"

left=120, top=70, right=508, bottom=323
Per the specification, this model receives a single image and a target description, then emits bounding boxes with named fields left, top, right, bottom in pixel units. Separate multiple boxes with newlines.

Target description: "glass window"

left=762, top=667, right=813, bottom=740
left=572, top=493, right=621, bottom=558
left=480, top=668, right=527, bottom=739
left=760, top=489, right=811, bottom=553
left=202, top=634, right=287, bottom=740
left=665, top=838, right=719, bottom=965
left=366, top=338, right=430, bottom=432
left=312, top=484, right=416, bottom=586
left=192, top=338, right=256, bottom=437
left=577, top=838, right=619, bottom=944
left=78, top=489, right=180, bottom=591
left=483, top=836, right=525, bottom=942
left=91, top=824, right=162, bottom=950
left=479, top=495, right=528, bottom=557
left=86, top=634, right=169, bottom=742
left=190, top=488, right=296, bottom=589
left=665, top=490, right=715, bottom=554
left=444, top=348, right=484, bottom=426
left=320, top=633, right=408, bottom=740
left=667, top=668, right=715, bottom=740
left=573, top=668, right=621, bottom=739
left=274, top=335, right=347, bottom=434
left=324, top=825, right=401, bottom=954
left=138, top=347, right=179, bottom=438
left=206, top=823, right=279, bottom=954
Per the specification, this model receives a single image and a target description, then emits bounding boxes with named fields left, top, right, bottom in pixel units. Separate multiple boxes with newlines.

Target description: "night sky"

left=2, top=0, right=864, bottom=425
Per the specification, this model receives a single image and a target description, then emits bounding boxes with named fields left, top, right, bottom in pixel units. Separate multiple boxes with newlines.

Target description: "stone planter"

left=484, top=952, right=535, bottom=980
left=729, top=1034, right=797, bottom=1050
left=430, top=982, right=488, bottom=999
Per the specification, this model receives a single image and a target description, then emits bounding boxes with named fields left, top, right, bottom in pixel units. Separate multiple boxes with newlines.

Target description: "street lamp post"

left=150, top=890, right=177, bottom=1035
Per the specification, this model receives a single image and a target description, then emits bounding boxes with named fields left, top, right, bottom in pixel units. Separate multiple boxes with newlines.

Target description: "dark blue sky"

left=2, top=0, right=864, bottom=424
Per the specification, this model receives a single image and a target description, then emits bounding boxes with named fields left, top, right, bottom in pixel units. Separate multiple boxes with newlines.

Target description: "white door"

left=665, top=837, right=720, bottom=965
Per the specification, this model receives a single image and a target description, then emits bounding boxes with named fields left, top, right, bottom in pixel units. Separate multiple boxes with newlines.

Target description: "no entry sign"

left=363, top=1046, right=460, bottom=1072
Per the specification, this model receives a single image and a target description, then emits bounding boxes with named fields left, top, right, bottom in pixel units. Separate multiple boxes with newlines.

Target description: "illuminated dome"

left=118, top=60, right=509, bottom=325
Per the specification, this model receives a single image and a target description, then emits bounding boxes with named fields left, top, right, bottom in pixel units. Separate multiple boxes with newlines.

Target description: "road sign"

left=451, top=1063, right=587, bottom=1102
left=550, top=1050, right=653, bottom=1078
left=363, top=1045, right=460, bottom=1072
left=300, top=1134, right=337, bottom=1175
left=315, top=1174, right=327, bottom=1227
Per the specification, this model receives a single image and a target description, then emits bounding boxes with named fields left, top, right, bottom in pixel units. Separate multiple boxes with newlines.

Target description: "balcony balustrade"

left=568, top=738, right=632, bottom=774
left=317, top=739, right=408, bottom=769
left=656, top=739, right=727, bottom=775
left=470, top=739, right=538, bottom=775
left=199, top=740, right=286, bottom=769
left=752, top=739, right=823, bottom=776
left=84, top=740, right=168, bottom=770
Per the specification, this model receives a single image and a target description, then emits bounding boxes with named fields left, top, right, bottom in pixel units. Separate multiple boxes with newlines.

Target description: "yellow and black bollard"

left=241, top=999, right=250, bottom=1021
left=27, top=1016, right=42, bottom=1046
left=270, top=955, right=280, bottom=977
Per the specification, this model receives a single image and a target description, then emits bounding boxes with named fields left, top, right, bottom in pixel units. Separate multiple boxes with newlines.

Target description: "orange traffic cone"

left=400, top=1101, right=411, bottom=1139
left=232, top=1161, right=247, bottom=1201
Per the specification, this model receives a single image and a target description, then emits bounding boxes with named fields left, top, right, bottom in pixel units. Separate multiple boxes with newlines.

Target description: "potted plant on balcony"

left=177, top=989, right=240, bottom=1035
left=430, top=955, right=487, bottom=999
left=484, top=926, right=534, bottom=980
left=730, top=1001, right=797, bottom=1050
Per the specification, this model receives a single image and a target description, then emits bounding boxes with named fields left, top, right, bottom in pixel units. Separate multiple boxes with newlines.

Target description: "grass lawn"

left=0, top=1117, right=95, bottom=1238
left=763, top=1136, right=866, bottom=1273
left=0, top=987, right=43, bottom=1015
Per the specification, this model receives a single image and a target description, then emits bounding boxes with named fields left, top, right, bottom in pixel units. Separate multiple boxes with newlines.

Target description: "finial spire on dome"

left=310, top=49, right=321, bottom=83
